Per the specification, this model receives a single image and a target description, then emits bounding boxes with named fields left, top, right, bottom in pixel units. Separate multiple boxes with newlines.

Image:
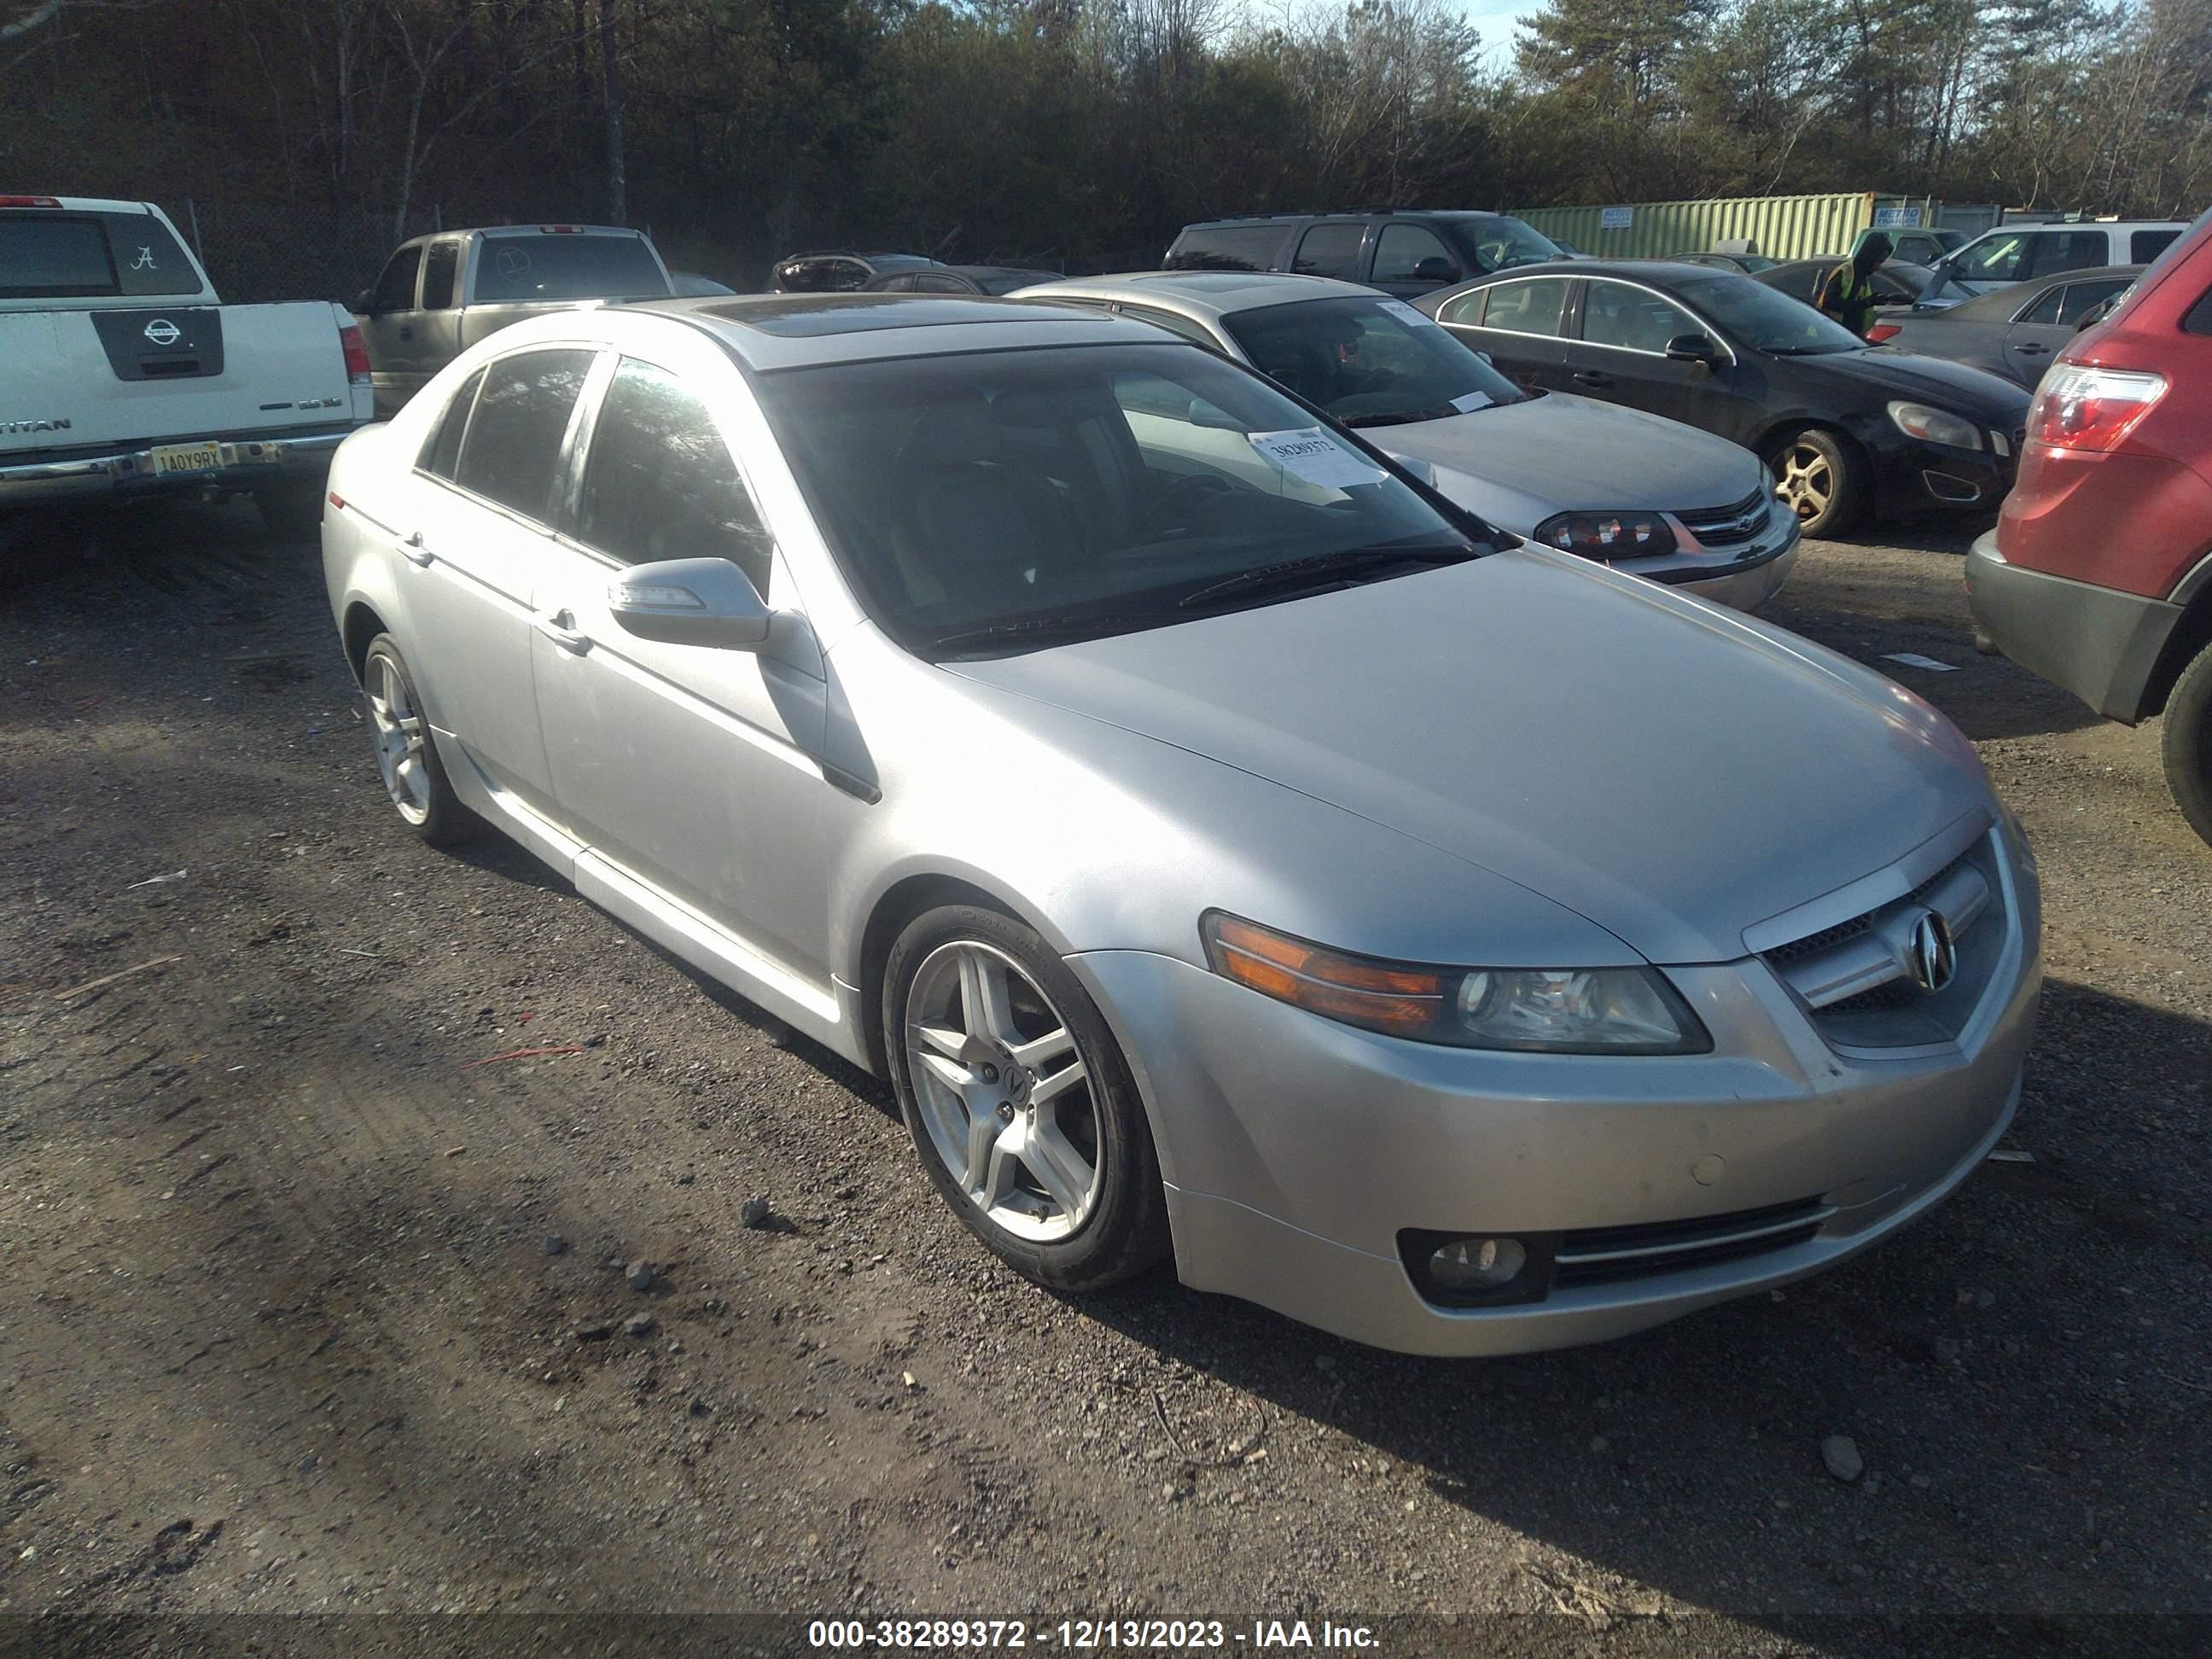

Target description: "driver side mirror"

left=1412, top=256, right=1460, bottom=284
left=353, top=288, right=377, bottom=315
left=608, top=557, right=772, bottom=650
left=1664, top=333, right=1720, bottom=364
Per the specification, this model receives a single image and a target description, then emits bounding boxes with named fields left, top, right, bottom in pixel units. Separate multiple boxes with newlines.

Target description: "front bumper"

left=1873, top=435, right=2019, bottom=517
left=1068, top=827, right=2040, bottom=1357
left=0, top=425, right=354, bottom=510
left=1965, top=530, right=2185, bottom=724
left=1660, top=538, right=1798, bottom=611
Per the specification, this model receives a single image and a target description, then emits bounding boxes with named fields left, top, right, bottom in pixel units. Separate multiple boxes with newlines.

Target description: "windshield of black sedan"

left=1676, top=271, right=1866, bottom=355
left=757, top=341, right=1480, bottom=649
left=1223, top=296, right=1529, bottom=427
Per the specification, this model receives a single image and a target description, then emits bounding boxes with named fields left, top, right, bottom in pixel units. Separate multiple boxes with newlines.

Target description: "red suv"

left=1966, top=209, right=2212, bottom=847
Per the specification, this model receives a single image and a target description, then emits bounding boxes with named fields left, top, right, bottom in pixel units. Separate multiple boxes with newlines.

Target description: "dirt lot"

left=2, top=503, right=2209, bottom=1655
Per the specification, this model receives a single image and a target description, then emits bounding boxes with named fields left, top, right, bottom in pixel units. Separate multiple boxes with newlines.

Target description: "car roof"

left=1178, top=210, right=1519, bottom=229
left=468, top=224, right=645, bottom=237
left=1021, top=270, right=1379, bottom=317
left=616, top=293, right=1161, bottom=370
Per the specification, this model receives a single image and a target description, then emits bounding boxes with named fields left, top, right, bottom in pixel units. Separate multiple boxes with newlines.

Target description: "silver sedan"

left=321, top=294, right=2040, bottom=1356
left=1021, top=271, right=1799, bottom=610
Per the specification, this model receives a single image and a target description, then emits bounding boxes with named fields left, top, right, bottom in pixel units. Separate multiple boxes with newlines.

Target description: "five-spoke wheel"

left=885, top=905, right=1169, bottom=1289
left=359, top=633, right=474, bottom=847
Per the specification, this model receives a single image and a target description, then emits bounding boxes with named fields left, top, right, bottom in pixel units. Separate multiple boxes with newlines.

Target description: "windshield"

left=1221, top=295, right=1528, bottom=427
left=471, top=234, right=668, bottom=302
left=1674, top=271, right=1866, bottom=355
left=757, top=341, right=1484, bottom=654
left=1449, top=215, right=1563, bottom=272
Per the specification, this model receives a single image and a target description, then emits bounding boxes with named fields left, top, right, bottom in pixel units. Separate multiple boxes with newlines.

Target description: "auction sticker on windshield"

left=1249, top=427, right=1388, bottom=490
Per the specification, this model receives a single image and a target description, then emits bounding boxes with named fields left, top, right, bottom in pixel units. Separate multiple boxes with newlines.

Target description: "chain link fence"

left=168, top=207, right=1169, bottom=305
left=177, top=201, right=442, bottom=306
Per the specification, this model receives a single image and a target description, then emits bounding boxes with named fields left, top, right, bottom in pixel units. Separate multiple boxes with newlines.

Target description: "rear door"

left=397, top=345, right=595, bottom=812
left=1432, top=275, right=1575, bottom=393
left=1287, top=220, right=1369, bottom=283
left=359, top=244, right=424, bottom=418
left=2002, top=275, right=2133, bottom=385
left=529, top=348, right=841, bottom=983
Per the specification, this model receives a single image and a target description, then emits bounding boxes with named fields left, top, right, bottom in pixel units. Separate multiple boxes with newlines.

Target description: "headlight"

left=1532, top=510, right=1677, bottom=562
left=1200, top=912, right=1710, bottom=1054
left=1888, top=401, right=1982, bottom=450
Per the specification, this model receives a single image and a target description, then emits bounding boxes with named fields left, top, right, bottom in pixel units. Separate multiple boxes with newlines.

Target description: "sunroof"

left=698, top=295, right=1089, bottom=337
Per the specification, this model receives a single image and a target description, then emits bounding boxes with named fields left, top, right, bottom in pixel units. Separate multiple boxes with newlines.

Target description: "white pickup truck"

left=0, top=195, right=373, bottom=544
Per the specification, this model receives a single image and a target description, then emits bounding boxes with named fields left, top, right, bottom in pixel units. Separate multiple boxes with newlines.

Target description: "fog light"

left=1429, top=1237, right=1527, bottom=1293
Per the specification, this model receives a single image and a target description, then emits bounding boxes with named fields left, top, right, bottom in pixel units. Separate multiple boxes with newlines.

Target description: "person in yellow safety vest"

left=1817, top=230, right=1895, bottom=339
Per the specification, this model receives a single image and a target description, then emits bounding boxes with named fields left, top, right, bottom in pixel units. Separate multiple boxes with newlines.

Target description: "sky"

left=1451, top=1, right=1538, bottom=65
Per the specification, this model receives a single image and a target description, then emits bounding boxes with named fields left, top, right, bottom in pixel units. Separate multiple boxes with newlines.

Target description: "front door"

left=529, top=351, right=841, bottom=984
left=1564, top=277, right=1714, bottom=425
left=2002, top=276, right=2133, bottom=387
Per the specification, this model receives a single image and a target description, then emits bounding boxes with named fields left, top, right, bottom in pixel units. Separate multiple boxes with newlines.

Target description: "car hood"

left=1373, top=393, right=1762, bottom=533
left=951, top=550, right=1990, bottom=965
left=1797, top=346, right=2030, bottom=419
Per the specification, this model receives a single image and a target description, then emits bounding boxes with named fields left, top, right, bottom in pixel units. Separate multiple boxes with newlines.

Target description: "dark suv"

left=1164, top=212, right=1563, bottom=298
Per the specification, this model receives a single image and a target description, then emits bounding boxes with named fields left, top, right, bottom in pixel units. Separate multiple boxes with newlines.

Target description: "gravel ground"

left=0, top=503, right=2208, bottom=1656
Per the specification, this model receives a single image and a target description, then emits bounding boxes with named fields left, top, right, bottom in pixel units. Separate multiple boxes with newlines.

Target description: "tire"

left=359, top=633, right=476, bottom=847
left=254, top=480, right=325, bottom=543
left=882, top=904, right=1170, bottom=1292
left=2161, top=640, right=2212, bottom=850
left=1767, top=426, right=1868, bottom=539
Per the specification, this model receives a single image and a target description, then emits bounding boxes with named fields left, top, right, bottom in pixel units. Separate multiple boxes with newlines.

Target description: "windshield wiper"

left=1342, top=407, right=1455, bottom=428
left=1177, top=541, right=1477, bottom=610
left=926, top=612, right=1184, bottom=655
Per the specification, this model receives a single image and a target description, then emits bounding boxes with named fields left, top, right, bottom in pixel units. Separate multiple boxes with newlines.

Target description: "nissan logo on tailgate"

left=143, top=318, right=182, bottom=346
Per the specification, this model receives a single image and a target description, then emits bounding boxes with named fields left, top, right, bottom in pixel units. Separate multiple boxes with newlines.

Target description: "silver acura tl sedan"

left=320, top=294, right=2040, bottom=1356
left=1020, top=271, right=1799, bottom=610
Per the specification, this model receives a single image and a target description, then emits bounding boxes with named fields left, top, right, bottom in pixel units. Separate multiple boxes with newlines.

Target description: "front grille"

left=1757, top=835, right=2008, bottom=1050
left=1676, top=487, right=1773, bottom=548
left=1555, top=1196, right=1831, bottom=1287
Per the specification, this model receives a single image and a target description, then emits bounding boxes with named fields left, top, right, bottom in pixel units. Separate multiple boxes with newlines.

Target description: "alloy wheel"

left=1776, top=443, right=1835, bottom=524
left=365, top=651, right=433, bottom=825
left=902, top=940, right=1103, bottom=1243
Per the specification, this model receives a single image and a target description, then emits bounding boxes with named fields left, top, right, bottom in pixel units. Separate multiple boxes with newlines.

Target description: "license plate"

left=150, top=440, right=223, bottom=476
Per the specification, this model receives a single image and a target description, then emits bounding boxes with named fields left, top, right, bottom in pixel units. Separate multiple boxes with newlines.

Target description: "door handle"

left=1572, top=370, right=1615, bottom=389
left=398, top=325, right=414, bottom=341
left=2012, top=342, right=2047, bottom=355
left=397, top=531, right=434, bottom=568
left=534, top=609, right=592, bottom=655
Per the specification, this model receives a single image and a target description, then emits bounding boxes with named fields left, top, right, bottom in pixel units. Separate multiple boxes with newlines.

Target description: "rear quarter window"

left=2132, top=229, right=2182, bottom=263
left=1167, top=224, right=1288, bottom=272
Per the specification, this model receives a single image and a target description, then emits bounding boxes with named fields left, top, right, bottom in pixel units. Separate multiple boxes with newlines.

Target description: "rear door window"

left=2131, top=229, right=2181, bottom=262
left=1291, top=223, right=1366, bottom=280
left=452, top=347, right=597, bottom=522
left=371, top=246, right=422, bottom=312
left=1436, top=288, right=1486, bottom=327
left=419, top=367, right=486, bottom=478
left=1475, top=277, right=1571, bottom=337
left=1167, top=224, right=1286, bottom=272
left=577, top=358, right=775, bottom=593
left=421, top=242, right=460, bottom=309
left=470, top=235, right=667, bottom=303
left=2028, top=230, right=2109, bottom=277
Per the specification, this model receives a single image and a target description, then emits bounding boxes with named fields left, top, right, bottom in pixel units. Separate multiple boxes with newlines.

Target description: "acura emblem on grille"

left=1906, top=911, right=1957, bottom=993
left=143, top=318, right=182, bottom=346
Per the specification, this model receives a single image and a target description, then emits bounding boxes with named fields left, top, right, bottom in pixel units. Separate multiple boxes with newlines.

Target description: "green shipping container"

left=1518, top=193, right=1935, bottom=263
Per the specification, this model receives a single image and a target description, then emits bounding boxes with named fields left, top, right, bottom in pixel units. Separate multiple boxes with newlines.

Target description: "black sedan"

left=1416, top=260, right=2031, bottom=538
left=1867, top=264, right=2139, bottom=390
left=859, top=264, right=1057, bottom=295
